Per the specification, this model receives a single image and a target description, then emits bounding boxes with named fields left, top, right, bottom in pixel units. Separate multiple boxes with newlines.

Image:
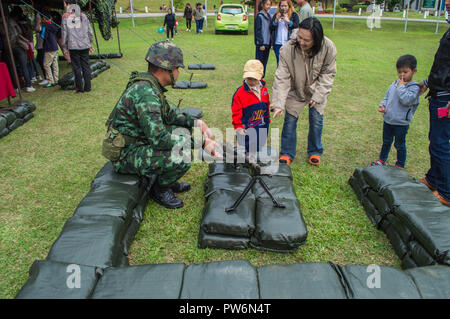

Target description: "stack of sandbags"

left=0, top=101, right=36, bottom=138
left=188, top=64, right=216, bottom=70
left=58, top=61, right=110, bottom=90
left=349, top=166, right=450, bottom=269
left=198, top=163, right=308, bottom=252
left=173, top=81, right=207, bottom=89
left=17, top=259, right=450, bottom=299
left=175, top=107, right=203, bottom=119
left=46, top=162, right=153, bottom=269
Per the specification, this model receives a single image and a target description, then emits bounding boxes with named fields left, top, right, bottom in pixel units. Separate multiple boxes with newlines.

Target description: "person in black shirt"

left=163, top=8, right=176, bottom=40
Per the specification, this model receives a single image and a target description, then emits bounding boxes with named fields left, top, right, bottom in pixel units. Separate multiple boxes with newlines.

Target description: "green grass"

left=0, top=16, right=443, bottom=298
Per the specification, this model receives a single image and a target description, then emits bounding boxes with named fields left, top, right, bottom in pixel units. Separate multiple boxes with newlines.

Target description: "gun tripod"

left=225, top=164, right=286, bottom=213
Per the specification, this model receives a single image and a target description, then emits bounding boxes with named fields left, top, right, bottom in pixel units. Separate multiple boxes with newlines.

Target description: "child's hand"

left=236, top=128, right=247, bottom=135
left=398, top=75, right=406, bottom=86
left=378, top=105, right=386, bottom=113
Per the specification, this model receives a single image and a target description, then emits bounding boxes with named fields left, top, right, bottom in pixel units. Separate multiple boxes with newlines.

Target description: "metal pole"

left=0, top=0, right=22, bottom=100
left=404, top=0, right=410, bottom=33
left=89, top=0, right=100, bottom=56
left=435, top=0, right=442, bottom=34
left=114, top=9, right=122, bottom=54
left=332, top=0, right=336, bottom=30
left=130, top=0, right=135, bottom=28
left=205, top=0, right=207, bottom=28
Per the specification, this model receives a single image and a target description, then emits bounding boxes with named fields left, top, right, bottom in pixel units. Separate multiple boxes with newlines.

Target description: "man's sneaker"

left=25, top=86, right=36, bottom=92
left=39, top=79, right=49, bottom=85
left=371, top=159, right=385, bottom=166
left=279, top=156, right=291, bottom=165
left=433, top=191, right=450, bottom=207
left=420, top=178, right=437, bottom=191
left=31, top=77, right=37, bottom=83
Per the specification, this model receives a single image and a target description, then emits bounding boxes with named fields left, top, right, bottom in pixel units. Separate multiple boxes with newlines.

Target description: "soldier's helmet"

left=145, top=41, right=184, bottom=70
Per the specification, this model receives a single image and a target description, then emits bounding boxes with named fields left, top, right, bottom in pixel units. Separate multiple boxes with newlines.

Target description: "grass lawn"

left=0, top=16, right=443, bottom=298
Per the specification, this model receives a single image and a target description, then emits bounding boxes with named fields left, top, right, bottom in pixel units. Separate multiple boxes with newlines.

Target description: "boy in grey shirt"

left=371, top=55, right=420, bottom=169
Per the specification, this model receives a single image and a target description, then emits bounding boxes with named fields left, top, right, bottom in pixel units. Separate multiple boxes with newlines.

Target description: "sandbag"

left=89, top=53, right=123, bottom=59
left=393, top=204, right=450, bottom=265
left=197, top=229, right=250, bottom=250
left=205, top=172, right=252, bottom=197
left=384, top=223, right=409, bottom=259
left=91, top=264, right=185, bottom=299
left=250, top=198, right=307, bottom=252
left=8, top=118, right=24, bottom=131
left=383, top=182, right=440, bottom=209
left=362, top=165, right=414, bottom=192
left=386, top=213, right=413, bottom=244
left=352, top=168, right=371, bottom=194
left=207, top=162, right=250, bottom=177
left=349, top=176, right=364, bottom=202
left=252, top=176, right=298, bottom=201
left=188, top=64, right=216, bottom=70
left=259, top=163, right=292, bottom=179
left=409, top=241, right=436, bottom=267
left=176, top=107, right=203, bottom=119
left=360, top=196, right=384, bottom=228
left=0, top=127, right=8, bottom=138
left=201, top=189, right=255, bottom=237
left=91, top=161, right=142, bottom=188
left=180, top=260, right=259, bottom=299
left=339, top=264, right=421, bottom=299
left=73, top=184, right=139, bottom=221
left=15, top=260, right=99, bottom=299
left=22, top=100, right=36, bottom=113
left=401, top=253, right=418, bottom=270
left=11, top=104, right=28, bottom=118
left=0, top=111, right=16, bottom=125
left=0, top=117, right=6, bottom=131
left=23, top=112, right=34, bottom=123
left=405, top=265, right=450, bottom=299
left=258, top=263, right=347, bottom=299
left=367, top=190, right=390, bottom=216
left=173, top=81, right=207, bottom=89
left=47, top=215, right=129, bottom=268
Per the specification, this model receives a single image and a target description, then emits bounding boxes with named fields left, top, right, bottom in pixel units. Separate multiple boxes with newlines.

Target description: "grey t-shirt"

left=299, top=3, right=313, bottom=23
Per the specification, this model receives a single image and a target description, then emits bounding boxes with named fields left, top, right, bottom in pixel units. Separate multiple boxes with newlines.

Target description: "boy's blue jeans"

left=425, top=95, right=450, bottom=201
left=379, top=122, right=409, bottom=167
left=273, top=44, right=282, bottom=66
left=280, top=107, right=324, bottom=161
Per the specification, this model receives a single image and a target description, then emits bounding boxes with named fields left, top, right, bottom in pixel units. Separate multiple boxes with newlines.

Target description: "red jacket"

left=231, top=80, right=271, bottom=131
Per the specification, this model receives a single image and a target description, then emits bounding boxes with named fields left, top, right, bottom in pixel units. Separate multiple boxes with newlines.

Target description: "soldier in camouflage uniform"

left=103, top=41, right=219, bottom=209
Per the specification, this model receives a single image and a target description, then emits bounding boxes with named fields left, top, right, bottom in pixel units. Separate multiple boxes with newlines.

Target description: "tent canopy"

left=2, top=0, right=117, bottom=40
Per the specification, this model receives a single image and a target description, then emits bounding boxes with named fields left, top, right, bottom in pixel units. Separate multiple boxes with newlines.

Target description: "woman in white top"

left=270, top=0, right=299, bottom=66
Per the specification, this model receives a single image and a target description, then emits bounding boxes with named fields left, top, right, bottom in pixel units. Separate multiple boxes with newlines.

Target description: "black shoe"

left=150, top=184, right=183, bottom=209
left=171, top=182, right=191, bottom=193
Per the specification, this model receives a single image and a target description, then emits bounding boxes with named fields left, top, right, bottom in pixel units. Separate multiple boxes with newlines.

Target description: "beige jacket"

left=271, top=34, right=337, bottom=116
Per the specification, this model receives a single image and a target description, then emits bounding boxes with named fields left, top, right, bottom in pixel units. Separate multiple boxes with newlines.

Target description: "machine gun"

left=216, top=143, right=286, bottom=213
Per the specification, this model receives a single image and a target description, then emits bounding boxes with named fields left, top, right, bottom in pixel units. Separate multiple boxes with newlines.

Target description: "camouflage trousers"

left=113, top=143, right=191, bottom=187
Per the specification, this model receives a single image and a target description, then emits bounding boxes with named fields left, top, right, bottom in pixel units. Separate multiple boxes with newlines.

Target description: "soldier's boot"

left=150, top=183, right=184, bottom=209
left=171, top=182, right=191, bottom=193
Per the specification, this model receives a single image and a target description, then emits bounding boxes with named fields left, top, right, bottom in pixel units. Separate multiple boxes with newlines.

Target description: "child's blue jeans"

left=379, top=121, right=409, bottom=167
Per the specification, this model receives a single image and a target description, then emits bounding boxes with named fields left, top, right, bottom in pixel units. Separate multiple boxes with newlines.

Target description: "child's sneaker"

left=395, top=164, right=404, bottom=169
left=370, top=159, right=385, bottom=166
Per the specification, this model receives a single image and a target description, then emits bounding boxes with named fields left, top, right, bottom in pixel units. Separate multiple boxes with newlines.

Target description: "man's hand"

left=378, top=105, right=386, bottom=113
left=89, top=47, right=95, bottom=53
left=418, top=80, right=428, bottom=96
left=260, top=46, right=266, bottom=51
left=204, top=137, right=222, bottom=158
left=309, top=100, right=317, bottom=108
left=272, top=108, right=284, bottom=118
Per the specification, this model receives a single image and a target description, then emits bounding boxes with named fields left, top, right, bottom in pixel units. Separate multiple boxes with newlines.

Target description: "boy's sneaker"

left=39, top=79, right=49, bottom=85
left=25, top=86, right=36, bottom=92
left=395, top=164, right=404, bottom=169
left=370, top=159, right=385, bottom=166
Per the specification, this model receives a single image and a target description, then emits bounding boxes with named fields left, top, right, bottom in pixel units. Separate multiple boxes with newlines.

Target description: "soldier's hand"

left=195, top=119, right=214, bottom=139
left=204, top=137, right=222, bottom=158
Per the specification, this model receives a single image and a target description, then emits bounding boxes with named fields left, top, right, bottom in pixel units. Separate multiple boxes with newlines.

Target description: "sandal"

left=309, top=155, right=320, bottom=166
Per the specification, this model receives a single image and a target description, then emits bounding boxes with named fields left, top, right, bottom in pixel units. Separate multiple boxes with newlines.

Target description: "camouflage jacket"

left=109, top=72, right=195, bottom=151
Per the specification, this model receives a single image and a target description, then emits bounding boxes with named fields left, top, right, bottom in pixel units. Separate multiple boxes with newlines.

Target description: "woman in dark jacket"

left=183, top=3, right=193, bottom=32
left=271, top=0, right=299, bottom=65
left=164, top=8, right=176, bottom=40
left=418, top=0, right=450, bottom=206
